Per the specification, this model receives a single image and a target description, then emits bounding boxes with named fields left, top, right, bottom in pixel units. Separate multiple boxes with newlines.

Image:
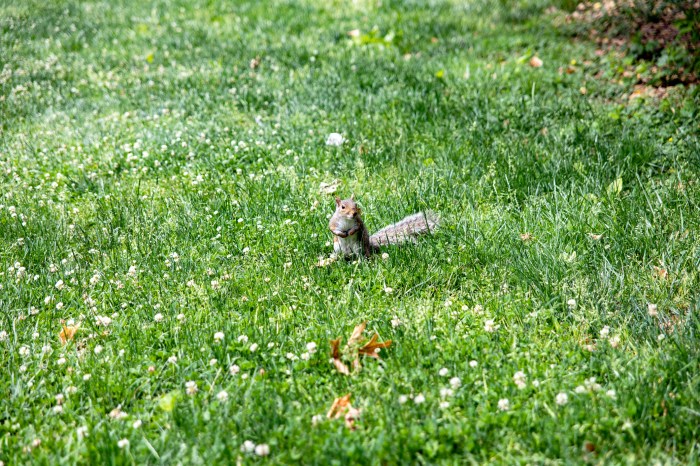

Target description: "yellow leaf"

left=146, top=53, right=154, bottom=64
left=59, top=325, right=80, bottom=345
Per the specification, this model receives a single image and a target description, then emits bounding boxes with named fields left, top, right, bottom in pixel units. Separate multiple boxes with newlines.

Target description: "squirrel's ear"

left=350, top=193, right=355, bottom=200
left=334, top=196, right=341, bottom=206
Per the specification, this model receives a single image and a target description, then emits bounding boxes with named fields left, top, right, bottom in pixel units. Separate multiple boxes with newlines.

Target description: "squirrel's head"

left=334, top=195, right=362, bottom=219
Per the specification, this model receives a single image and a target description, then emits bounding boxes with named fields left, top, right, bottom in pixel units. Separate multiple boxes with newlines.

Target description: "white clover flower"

left=658, top=334, right=665, bottom=341
left=439, top=388, right=453, bottom=398
left=154, top=313, right=164, bottom=322
left=449, top=377, right=461, bottom=389
left=56, top=302, right=64, bottom=310
left=438, top=367, right=449, bottom=377
left=0, top=330, right=7, bottom=341
left=301, top=352, right=310, bottom=360
left=229, top=364, right=240, bottom=375
left=249, top=343, right=258, bottom=352
left=185, top=381, right=198, bottom=395
left=567, top=299, right=576, bottom=309
left=132, top=419, right=142, bottom=429
left=381, top=252, right=389, bottom=260
left=238, top=335, right=249, bottom=343
left=574, top=385, right=586, bottom=394
left=19, top=346, right=30, bottom=357
left=555, top=392, right=568, bottom=406
left=55, top=394, right=64, bottom=404
left=214, top=332, right=224, bottom=342
left=647, top=303, right=658, bottom=317
left=484, top=319, right=498, bottom=332
left=216, top=390, right=228, bottom=401
left=606, top=389, right=616, bottom=399
left=306, top=342, right=317, bottom=353
left=497, top=398, right=510, bottom=411
left=599, top=326, right=610, bottom=339
left=94, top=345, right=103, bottom=355
left=117, top=438, right=129, bottom=448
left=168, top=355, right=178, bottom=364
left=76, top=426, right=88, bottom=438
left=240, top=440, right=256, bottom=453
left=532, top=380, right=540, bottom=388
left=398, top=395, right=409, bottom=404
left=383, top=287, right=394, bottom=294
left=53, top=405, right=63, bottom=414
left=55, top=280, right=65, bottom=290
left=609, top=335, right=621, bottom=348
left=513, top=371, right=527, bottom=389
left=311, top=414, right=324, bottom=425
left=209, top=358, right=217, bottom=366
left=469, top=360, right=478, bottom=368
left=413, top=394, right=425, bottom=404
left=83, top=373, right=92, bottom=381
left=177, top=313, right=185, bottom=321
left=286, top=352, right=298, bottom=361
left=391, top=317, right=402, bottom=328
left=325, top=133, right=345, bottom=146
left=255, top=444, right=270, bottom=457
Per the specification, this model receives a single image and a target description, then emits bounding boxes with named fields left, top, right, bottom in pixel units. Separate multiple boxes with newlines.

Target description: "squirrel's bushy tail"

left=369, top=211, right=439, bottom=248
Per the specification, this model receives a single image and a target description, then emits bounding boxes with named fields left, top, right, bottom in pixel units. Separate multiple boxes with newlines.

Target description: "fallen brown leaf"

left=59, top=325, right=80, bottom=345
left=653, top=266, right=668, bottom=279
left=358, top=333, right=392, bottom=359
left=347, top=322, right=366, bottom=346
left=529, top=56, right=543, bottom=68
left=519, top=233, right=534, bottom=242
left=327, top=393, right=352, bottom=419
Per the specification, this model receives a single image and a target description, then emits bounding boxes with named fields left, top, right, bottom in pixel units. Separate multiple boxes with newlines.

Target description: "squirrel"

left=328, top=195, right=438, bottom=258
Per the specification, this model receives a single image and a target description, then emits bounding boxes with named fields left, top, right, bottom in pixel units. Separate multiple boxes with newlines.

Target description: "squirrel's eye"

left=341, top=205, right=345, bottom=209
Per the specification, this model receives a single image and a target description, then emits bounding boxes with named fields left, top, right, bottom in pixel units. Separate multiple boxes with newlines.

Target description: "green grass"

left=1, top=0, right=699, bottom=463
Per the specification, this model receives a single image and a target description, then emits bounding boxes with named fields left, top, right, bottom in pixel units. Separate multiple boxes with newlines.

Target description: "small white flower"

left=214, top=332, right=224, bottom=342
left=383, top=286, right=394, bottom=294
left=532, top=380, right=541, bottom=388
left=209, top=358, right=218, bottom=366
left=574, top=385, right=586, bottom=394
left=513, top=371, right=527, bottom=389
left=76, top=426, right=88, bottom=438
left=381, top=252, right=389, bottom=260
left=599, top=326, right=610, bottom=339
left=311, top=414, right=324, bottom=425
left=398, top=395, right=409, bottom=404
left=132, top=419, right=142, bottom=428
left=484, top=319, right=498, bottom=332
left=238, top=335, right=249, bottom=343
left=249, top=343, right=258, bottom=352
left=53, top=405, right=63, bottom=414
left=255, top=444, right=270, bottom=457
left=497, top=398, right=510, bottom=411
left=647, top=303, right=658, bottom=317
left=413, top=394, right=425, bottom=404
left=19, top=346, right=30, bottom=357
left=609, top=335, right=621, bottom=348
left=55, top=280, right=65, bottom=290
left=469, top=360, right=478, bottom=368
left=0, top=330, right=7, bottom=341
left=567, top=299, right=576, bottom=309
left=658, top=334, right=665, bottom=341
left=83, top=374, right=92, bottom=381
left=301, top=352, right=310, bottom=360
left=438, top=367, right=449, bottom=377
left=167, top=355, right=178, bottom=364
left=449, top=377, right=461, bottom=389
left=117, top=438, right=129, bottom=448
left=229, top=364, right=240, bottom=375
left=55, top=393, right=65, bottom=404
left=55, top=302, right=64, bottom=310
left=186, top=381, right=198, bottom=395
left=177, top=313, right=185, bottom=321
left=216, top=390, right=228, bottom=401
left=286, top=352, right=298, bottom=361
left=154, top=313, right=164, bottom=322
left=241, top=440, right=256, bottom=453
left=306, top=342, right=317, bottom=353
left=439, top=388, right=453, bottom=398
left=606, top=389, right=616, bottom=399
left=94, top=345, right=103, bottom=355
left=555, top=392, right=568, bottom=406
left=391, top=317, right=402, bottom=328
left=325, top=132, right=345, bottom=146
left=439, top=401, right=450, bottom=409
left=19, top=364, right=27, bottom=373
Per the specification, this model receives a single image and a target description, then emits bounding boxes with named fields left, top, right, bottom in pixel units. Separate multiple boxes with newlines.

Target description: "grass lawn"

left=1, top=0, right=699, bottom=463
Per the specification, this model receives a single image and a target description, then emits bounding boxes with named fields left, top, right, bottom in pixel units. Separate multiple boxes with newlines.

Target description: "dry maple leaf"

left=347, top=322, right=367, bottom=346
left=653, top=266, right=668, bottom=279
left=529, top=56, right=543, bottom=68
left=326, top=393, right=360, bottom=430
left=329, top=338, right=350, bottom=375
left=327, top=393, right=352, bottom=419
left=358, top=333, right=392, bottom=359
left=59, top=325, right=80, bottom=345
